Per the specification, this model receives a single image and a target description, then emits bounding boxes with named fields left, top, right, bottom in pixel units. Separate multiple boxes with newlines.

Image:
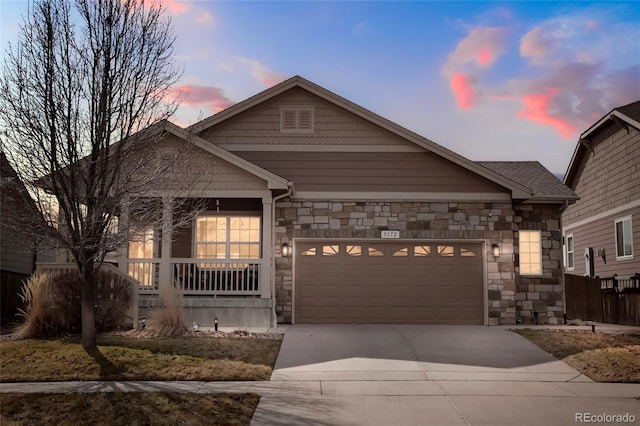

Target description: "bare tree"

left=0, top=0, right=191, bottom=349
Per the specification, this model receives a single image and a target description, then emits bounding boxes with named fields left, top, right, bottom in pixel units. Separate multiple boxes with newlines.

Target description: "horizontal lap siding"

left=147, top=136, right=268, bottom=191
left=236, top=151, right=507, bottom=193
left=567, top=205, right=640, bottom=277
left=564, top=126, right=640, bottom=225
left=201, top=87, right=415, bottom=147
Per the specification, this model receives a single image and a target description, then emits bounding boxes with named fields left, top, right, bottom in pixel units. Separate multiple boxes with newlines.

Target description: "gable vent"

left=280, top=106, right=315, bottom=133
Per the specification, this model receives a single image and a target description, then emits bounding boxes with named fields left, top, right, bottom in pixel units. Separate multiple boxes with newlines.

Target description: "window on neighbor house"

left=615, top=216, right=633, bottom=259
left=566, top=234, right=574, bottom=270
left=280, top=107, right=315, bottom=133
left=519, top=230, right=542, bottom=275
left=196, top=216, right=261, bottom=259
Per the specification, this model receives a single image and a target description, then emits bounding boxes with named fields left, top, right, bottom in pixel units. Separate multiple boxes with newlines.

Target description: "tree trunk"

left=79, top=265, right=97, bottom=349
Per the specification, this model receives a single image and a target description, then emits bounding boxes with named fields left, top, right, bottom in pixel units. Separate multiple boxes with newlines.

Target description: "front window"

left=566, top=234, right=574, bottom=270
left=128, top=226, right=156, bottom=288
left=615, top=217, right=633, bottom=259
left=519, top=230, right=542, bottom=275
left=196, top=216, right=261, bottom=259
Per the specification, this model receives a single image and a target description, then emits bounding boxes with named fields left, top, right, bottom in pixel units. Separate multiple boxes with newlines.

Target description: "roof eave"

left=187, top=76, right=532, bottom=199
left=163, top=121, right=289, bottom=191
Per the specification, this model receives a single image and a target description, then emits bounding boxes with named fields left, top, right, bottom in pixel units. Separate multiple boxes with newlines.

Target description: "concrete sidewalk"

left=2, top=324, right=639, bottom=425
left=1, top=379, right=638, bottom=425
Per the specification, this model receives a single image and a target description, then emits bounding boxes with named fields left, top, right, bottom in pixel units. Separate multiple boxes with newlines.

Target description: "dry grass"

left=147, top=285, right=187, bottom=337
left=15, top=273, right=55, bottom=338
left=0, top=392, right=259, bottom=426
left=0, top=334, right=282, bottom=382
left=514, top=329, right=640, bottom=383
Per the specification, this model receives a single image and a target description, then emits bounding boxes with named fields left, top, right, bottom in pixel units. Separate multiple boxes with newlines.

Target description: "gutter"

left=270, top=182, right=294, bottom=328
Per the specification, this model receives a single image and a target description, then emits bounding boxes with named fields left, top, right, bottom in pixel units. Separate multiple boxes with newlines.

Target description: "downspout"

left=270, top=183, right=294, bottom=328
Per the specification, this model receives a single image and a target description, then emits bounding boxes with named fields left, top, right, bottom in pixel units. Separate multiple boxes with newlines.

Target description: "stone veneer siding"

left=274, top=200, right=564, bottom=325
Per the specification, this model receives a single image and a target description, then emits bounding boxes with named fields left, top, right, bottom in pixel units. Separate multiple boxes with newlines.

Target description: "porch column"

left=117, top=196, right=130, bottom=276
left=159, top=196, right=173, bottom=293
left=261, top=197, right=273, bottom=299
left=117, top=197, right=137, bottom=329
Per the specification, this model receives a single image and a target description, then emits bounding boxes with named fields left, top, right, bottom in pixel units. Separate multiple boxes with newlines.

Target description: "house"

left=1, top=151, right=41, bottom=325
left=42, top=76, right=579, bottom=327
left=562, top=101, right=640, bottom=279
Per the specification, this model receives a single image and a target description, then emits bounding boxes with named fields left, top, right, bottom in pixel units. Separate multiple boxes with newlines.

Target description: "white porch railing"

left=126, top=258, right=263, bottom=296
left=127, top=259, right=160, bottom=294
left=172, top=258, right=262, bottom=296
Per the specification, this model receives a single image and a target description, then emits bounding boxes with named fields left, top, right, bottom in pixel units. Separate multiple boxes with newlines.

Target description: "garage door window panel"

left=323, top=245, right=340, bottom=256
left=346, top=245, right=362, bottom=256
left=414, top=245, right=431, bottom=256
left=368, top=246, right=384, bottom=256
left=438, top=245, right=454, bottom=256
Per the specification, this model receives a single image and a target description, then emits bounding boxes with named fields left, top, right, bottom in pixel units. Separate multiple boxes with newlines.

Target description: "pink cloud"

left=442, top=26, right=508, bottom=75
left=238, top=58, right=287, bottom=87
left=173, top=85, right=234, bottom=114
left=123, top=0, right=187, bottom=13
left=164, top=0, right=187, bottom=14
left=517, top=89, right=577, bottom=139
left=450, top=73, right=477, bottom=110
left=519, top=27, right=551, bottom=66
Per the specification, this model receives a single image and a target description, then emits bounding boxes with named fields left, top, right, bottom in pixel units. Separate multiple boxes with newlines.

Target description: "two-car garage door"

left=295, top=241, right=484, bottom=325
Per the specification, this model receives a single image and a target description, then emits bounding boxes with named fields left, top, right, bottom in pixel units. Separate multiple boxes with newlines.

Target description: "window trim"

left=280, top=106, right=315, bottom=133
left=193, top=214, right=262, bottom=260
left=519, top=230, right=543, bottom=276
left=614, top=216, right=634, bottom=260
left=565, top=233, right=574, bottom=271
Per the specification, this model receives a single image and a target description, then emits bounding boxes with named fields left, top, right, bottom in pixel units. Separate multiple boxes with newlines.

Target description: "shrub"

left=147, top=284, right=187, bottom=337
left=16, top=269, right=132, bottom=338
left=16, top=272, right=62, bottom=338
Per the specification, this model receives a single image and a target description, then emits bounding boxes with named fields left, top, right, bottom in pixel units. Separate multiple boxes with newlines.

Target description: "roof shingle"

left=476, top=161, right=578, bottom=200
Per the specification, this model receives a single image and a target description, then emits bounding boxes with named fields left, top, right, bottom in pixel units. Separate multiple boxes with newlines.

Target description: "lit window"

left=300, top=247, right=316, bottom=256
left=129, top=226, right=155, bottom=259
left=460, top=247, right=477, bottom=257
left=195, top=216, right=261, bottom=259
left=322, top=245, right=339, bottom=256
left=565, top=234, right=574, bottom=270
left=519, top=230, right=542, bottom=275
left=346, top=245, right=362, bottom=256
left=414, top=245, right=431, bottom=256
left=128, top=226, right=156, bottom=288
left=280, top=107, right=315, bottom=133
left=438, top=245, right=454, bottom=257
left=393, top=247, right=408, bottom=257
left=368, top=247, right=384, bottom=256
left=615, top=217, right=633, bottom=259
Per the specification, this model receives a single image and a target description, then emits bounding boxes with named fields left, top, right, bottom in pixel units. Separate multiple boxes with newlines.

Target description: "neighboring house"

left=42, top=76, right=579, bottom=327
left=1, top=151, right=39, bottom=324
left=562, top=101, right=640, bottom=279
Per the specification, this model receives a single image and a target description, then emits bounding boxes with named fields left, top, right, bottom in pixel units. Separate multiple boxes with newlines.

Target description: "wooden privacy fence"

left=565, top=274, right=640, bottom=326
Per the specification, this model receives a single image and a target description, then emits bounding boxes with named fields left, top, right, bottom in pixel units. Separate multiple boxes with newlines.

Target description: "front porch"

left=120, top=195, right=278, bottom=328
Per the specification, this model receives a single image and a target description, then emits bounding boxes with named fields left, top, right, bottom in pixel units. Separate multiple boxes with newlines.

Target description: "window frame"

left=519, top=230, right=543, bottom=276
left=280, top=106, right=315, bottom=133
left=614, top=216, right=634, bottom=260
left=565, top=233, right=574, bottom=271
left=194, top=214, right=262, bottom=260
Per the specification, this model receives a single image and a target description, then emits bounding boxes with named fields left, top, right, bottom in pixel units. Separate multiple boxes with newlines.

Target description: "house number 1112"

left=381, top=230, right=400, bottom=239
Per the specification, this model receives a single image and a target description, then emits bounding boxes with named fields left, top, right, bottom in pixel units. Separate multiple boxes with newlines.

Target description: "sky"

left=1, top=1, right=639, bottom=176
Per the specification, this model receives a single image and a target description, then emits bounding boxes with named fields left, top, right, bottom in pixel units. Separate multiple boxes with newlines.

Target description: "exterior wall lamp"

left=282, top=242, right=291, bottom=257
left=492, top=243, right=500, bottom=257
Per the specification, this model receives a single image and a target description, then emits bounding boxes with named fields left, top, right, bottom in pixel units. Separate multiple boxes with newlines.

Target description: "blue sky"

left=1, top=1, right=639, bottom=175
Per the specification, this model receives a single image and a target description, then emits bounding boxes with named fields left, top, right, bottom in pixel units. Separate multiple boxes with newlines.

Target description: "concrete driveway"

left=252, top=325, right=640, bottom=426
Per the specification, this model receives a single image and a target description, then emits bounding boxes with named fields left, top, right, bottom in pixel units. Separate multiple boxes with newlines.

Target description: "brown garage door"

left=295, top=241, right=484, bottom=324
